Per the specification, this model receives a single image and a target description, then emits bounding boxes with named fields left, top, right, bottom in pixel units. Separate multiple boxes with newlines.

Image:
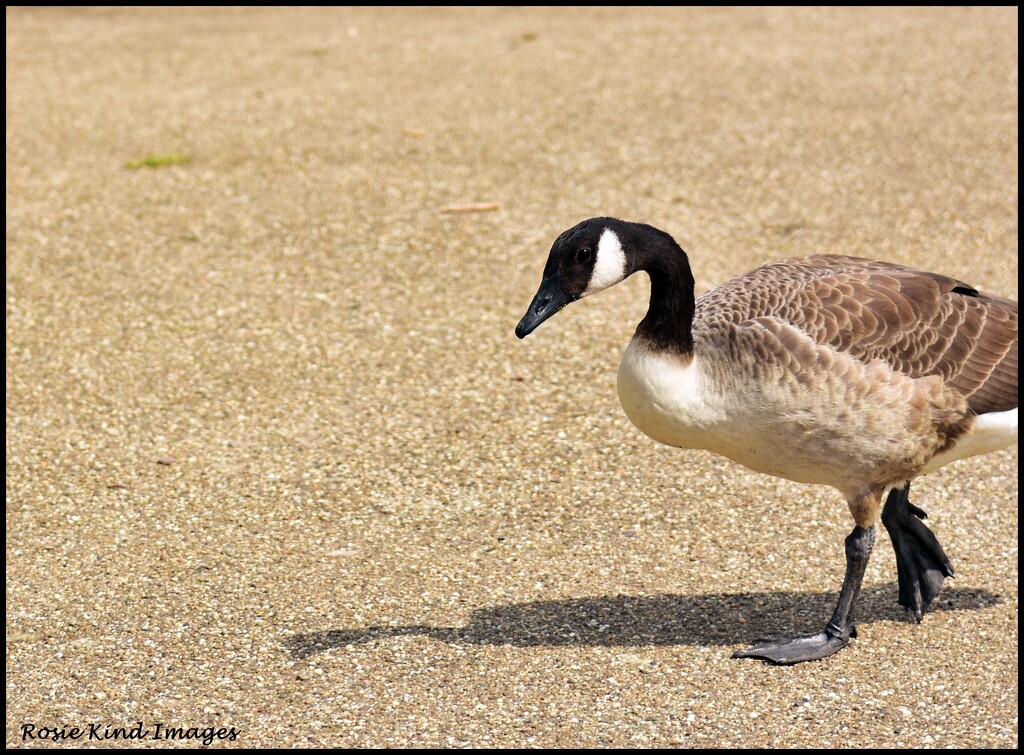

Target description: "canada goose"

left=515, top=217, right=1018, bottom=664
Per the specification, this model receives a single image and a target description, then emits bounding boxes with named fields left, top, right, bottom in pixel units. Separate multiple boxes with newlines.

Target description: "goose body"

left=516, top=217, right=1017, bottom=664
left=616, top=254, right=1017, bottom=496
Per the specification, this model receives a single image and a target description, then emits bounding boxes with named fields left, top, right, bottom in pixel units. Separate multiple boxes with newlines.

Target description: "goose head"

left=516, top=217, right=694, bottom=346
left=515, top=217, right=631, bottom=338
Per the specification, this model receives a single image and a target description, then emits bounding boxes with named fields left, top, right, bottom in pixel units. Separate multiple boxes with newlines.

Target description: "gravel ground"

left=6, top=6, right=1018, bottom=748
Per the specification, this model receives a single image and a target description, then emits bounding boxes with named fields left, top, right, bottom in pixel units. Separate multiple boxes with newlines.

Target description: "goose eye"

left=576, top=247, right=593, bottom=263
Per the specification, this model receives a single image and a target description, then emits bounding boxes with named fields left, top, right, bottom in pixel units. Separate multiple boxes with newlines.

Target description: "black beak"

left=516, top=273, right=576, bottom=338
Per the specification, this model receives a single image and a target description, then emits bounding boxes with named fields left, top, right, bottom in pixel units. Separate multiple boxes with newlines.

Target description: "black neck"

left=625, top=223, right=696, bottom=355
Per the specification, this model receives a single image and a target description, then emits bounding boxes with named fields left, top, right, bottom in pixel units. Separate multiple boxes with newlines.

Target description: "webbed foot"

left=733, top=625, right=856, bottom=665
left=881, top=484, right=953, bottom=621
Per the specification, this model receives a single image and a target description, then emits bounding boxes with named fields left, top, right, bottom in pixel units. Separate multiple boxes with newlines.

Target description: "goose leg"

left=881, top=483, right=953, bottom=620
left=733, top=525, right=875, bottom=665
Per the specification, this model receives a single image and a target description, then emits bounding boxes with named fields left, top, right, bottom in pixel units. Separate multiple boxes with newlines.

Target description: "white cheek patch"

left=583, top=228, right=627, bottom=296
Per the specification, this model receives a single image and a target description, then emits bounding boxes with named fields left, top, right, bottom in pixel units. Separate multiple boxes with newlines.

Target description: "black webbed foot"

left=881, top=484, right=954, bottom=621
left=733, top=626, right=855, bottom=665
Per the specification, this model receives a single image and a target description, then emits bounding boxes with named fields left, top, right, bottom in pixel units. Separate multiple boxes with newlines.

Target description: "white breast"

left=615, top=338, right=722, bottom=450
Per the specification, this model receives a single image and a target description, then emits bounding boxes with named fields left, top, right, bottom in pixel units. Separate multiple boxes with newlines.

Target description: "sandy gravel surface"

left=6, top=6, right=1017, bottom=748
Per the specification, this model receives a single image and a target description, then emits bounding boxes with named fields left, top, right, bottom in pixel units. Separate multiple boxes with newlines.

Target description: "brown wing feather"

left=696, top=255, right=1018, bottom=415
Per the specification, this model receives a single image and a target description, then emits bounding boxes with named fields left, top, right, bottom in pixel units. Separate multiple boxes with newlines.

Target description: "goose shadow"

left=286, top=583, right=1001, bottom=659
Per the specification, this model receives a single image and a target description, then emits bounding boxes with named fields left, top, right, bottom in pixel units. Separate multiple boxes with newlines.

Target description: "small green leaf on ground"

left=124, top=153, right=191, bottom=169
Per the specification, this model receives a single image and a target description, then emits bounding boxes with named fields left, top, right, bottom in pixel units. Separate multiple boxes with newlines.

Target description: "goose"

left=515, top=217, right=1018, bottom=664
